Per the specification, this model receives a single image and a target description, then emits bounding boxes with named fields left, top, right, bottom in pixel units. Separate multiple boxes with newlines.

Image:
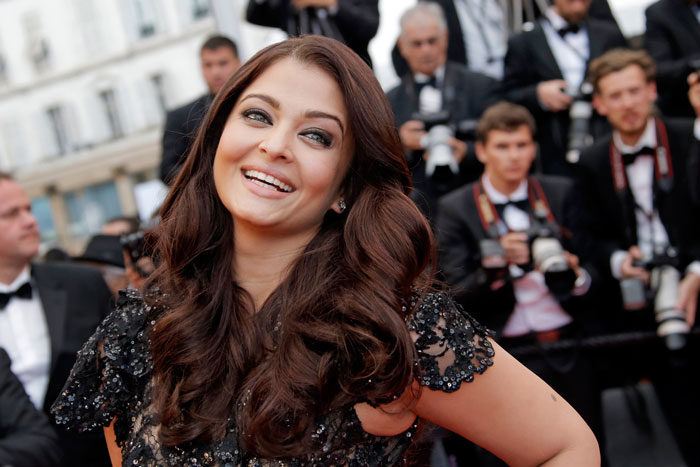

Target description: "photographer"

left=577, top=48, right=700, bottom=465
left=436, top=102, right=605, bottom=451
left=387, top=3, right=498, bottom=221
left=644, top=0, right=700, bottom=118
left=501, top=0, right=626, bottom=177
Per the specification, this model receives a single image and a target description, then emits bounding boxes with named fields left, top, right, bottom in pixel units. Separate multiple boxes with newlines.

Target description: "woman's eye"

left=242, top=109, right=271, bottom=124
left=302, top=129, right=333, bottom=147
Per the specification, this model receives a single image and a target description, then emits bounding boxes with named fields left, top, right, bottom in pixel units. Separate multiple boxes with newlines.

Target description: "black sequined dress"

left=51, top=289, right=494, bottom=466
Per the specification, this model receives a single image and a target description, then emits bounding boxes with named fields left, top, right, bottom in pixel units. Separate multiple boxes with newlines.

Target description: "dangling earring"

left=338, top=199, right=347, bottom=213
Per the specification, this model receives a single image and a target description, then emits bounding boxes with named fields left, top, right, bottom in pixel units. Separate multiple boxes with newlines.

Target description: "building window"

left=191, top=0, right=210, bottom=20
left=46, top=106, right=70, bottom=156
left=23, top=12, right=51, bottom=73
left=134, top=0, right=157, bottom=38
left=63, top=181, right=122, bottom=238
left=0, top=54, right=8, bottom=84
left=150, top=74, right=168, bottom=113
left=31, top=196, right=57, bottom=244
left=99, top=89, right=124, bottom=139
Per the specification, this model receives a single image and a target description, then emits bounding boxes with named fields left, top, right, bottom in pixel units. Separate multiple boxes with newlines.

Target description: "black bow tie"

left=493, top=199, right=530, bottom=218
left=558, top=23, right=581, bottom=37
left=415, top=76, right=438, bottom=94
left=0, top=282, right=32, bottom=309
left=622, top=146, right=655, bottom=165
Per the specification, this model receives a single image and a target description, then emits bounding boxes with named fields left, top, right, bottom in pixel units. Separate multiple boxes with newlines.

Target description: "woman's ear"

left=330, top=198, right=347, bottom=214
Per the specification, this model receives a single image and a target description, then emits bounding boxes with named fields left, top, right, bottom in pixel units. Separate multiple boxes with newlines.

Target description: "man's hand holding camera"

left=620, top=246, right=650, bottom=283
left=499, top=231, right=583, bottom=278
left=537, top=79, right=573, bottom=112
left=398, top=120, right=467, bottom=163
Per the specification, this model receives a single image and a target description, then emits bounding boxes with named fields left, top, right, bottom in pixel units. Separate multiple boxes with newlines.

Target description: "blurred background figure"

left=246, top=0, right=380, bottom=67
left=100, top=216, right=141, bottom=237
left=0, top=172, right=112, bottom=466
left=0, top=348, right=61, bottom=467
left=72, top=234, right=128, bottom=297
left=387, top=3, right=498, bottom=221
left=501, top=0, right=627, bottom=177
left=644, top=0, right=700, bottom=118
left=160, top=35, right=240, bottom=185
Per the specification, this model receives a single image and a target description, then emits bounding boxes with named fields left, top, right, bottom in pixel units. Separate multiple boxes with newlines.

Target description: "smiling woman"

left=51, top=36, right=600, bottom=466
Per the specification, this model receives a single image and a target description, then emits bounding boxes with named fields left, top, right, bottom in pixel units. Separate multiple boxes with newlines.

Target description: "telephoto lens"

left=531, top=237, right=576, bottom=296
left=652, top=265, right=689, bottom=351
left=422, top=125, right=458, bottom=176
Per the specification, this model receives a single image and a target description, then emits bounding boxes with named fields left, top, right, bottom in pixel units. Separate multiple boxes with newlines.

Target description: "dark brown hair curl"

left=145, top=36, right=435, bottom=457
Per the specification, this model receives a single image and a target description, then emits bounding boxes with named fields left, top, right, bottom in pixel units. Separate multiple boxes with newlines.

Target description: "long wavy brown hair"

left=146, top=35, right=435, bottom=458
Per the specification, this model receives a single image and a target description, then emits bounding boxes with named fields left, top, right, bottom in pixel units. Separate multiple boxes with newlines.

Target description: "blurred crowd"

left=1, top=0, right=700, bottom=465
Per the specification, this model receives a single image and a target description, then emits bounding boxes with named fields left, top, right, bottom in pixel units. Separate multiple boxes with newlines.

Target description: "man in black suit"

left=387, top=2, right=498, bottom=220
left=435, top=101, right=605, bottom=448
left=644, top=0, right=700, bottom=118
left=578, top=48, right=700, bottom=465
left=160, top=35, right=240, bottom=184
left=0, top=172, right=112, bottom=466
left=246, top=0, right=378, bottom=67
left=502, top=0, right=626, bottom=177
left=0, top=348, right=61, bottom=467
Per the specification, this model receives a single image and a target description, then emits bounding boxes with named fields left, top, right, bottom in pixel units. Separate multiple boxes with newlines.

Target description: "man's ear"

left=592, top=94, right=607, bottom=116
left=475, top=141, right=488, bottom=165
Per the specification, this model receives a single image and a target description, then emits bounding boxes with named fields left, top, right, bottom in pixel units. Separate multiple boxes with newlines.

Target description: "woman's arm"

left=413, top=339, right=600, bottom=466
left=104, top=418, right=122, bottom=467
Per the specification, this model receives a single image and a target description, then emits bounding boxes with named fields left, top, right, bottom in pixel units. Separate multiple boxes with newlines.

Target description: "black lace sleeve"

left=51, top=289, right=154, bottom=437
left=408, top=291, right=495, bottom=392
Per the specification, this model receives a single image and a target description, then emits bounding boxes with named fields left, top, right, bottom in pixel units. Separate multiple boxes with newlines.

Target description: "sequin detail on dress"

left=51, top=289, right=494, bottom=466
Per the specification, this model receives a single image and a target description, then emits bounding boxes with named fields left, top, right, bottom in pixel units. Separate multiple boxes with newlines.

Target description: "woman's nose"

left=258, top=126, right=293, bottom=161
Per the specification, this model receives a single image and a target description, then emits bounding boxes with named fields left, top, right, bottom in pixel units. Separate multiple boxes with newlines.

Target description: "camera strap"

left=609, top=119, right=674, bottom=193
left=473, top=176, right=557, bottom=238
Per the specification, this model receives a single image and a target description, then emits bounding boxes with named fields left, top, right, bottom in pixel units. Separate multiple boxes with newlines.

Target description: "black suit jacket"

left=33, top=262, right=112, bottom=467
left=159, top=94, right=212, bottom=185
left=501, top=18, right=626, bottom=176
left=577, top=118, right=700, bottom=278
left=435, top=175, right=596, bottom=337
left=0, top=348, right=61, bottom=467
left=386, top=62, right=499, bottom=219
left=246, top=0, right=379, bottom=67
left=645, top=0, right=700, bottom=118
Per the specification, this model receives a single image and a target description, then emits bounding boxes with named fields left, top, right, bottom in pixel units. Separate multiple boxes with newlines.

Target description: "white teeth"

left=244, top=170, right=293, bottom=192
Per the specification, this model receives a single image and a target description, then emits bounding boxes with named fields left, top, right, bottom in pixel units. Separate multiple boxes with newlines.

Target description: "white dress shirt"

left=0, top=266, right=51, bottom=409
left=415, top=65, right=445, bottom=114
left=453, top=0, right=507, bottom=79
left=610, top=119, right=700, bottom=278
left=481, top=175, right=582, bottom=337
left=542, top=8, right=589, bottom=94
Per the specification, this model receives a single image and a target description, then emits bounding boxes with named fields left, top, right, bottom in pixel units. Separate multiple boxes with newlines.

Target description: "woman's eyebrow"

left=240, top=93, right=280, bottom=108
left=304, top=110, right=345, bottom=137
left=240, top=93, right=345, bottom=136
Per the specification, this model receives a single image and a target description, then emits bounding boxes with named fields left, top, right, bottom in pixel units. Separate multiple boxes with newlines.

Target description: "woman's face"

left=214, top=58, right=352, bottom=238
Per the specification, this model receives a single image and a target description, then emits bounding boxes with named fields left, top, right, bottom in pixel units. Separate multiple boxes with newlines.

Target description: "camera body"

left=120, top=230, right=155, bottom=279
left=564, top=82, right=595, bottom=164
left=527, top=221, right=577, bottom=296
left=411, top=111, right=478, bottom=176
left=620, top=247, right=689, bottom=350
left=478, top=219, right=576, bottom=295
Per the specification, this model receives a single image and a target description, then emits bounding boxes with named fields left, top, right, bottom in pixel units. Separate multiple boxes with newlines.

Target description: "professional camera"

left=478, top=219, right=576, bottom=295
left=479, top=238, right=509, bottom=284
left=621, top=247, right=689, bottom=351
left=564, top=82, right=595, bottom=164
left=411, top=111, right=478, bottom=176
left=527, top=221, right=577, bottom=296
left=120, top=229, right=156, bottom=279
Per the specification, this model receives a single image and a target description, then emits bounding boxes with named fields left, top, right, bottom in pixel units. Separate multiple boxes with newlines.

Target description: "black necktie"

left=0, top=282, right=32, bottom=309
left=493, top=199, right=530, bottom=219
left=415, top=76, right=438, bottom=95
left=558, top=23, right=581, bottom=37
left=622, top=146, right=655, bottom=165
